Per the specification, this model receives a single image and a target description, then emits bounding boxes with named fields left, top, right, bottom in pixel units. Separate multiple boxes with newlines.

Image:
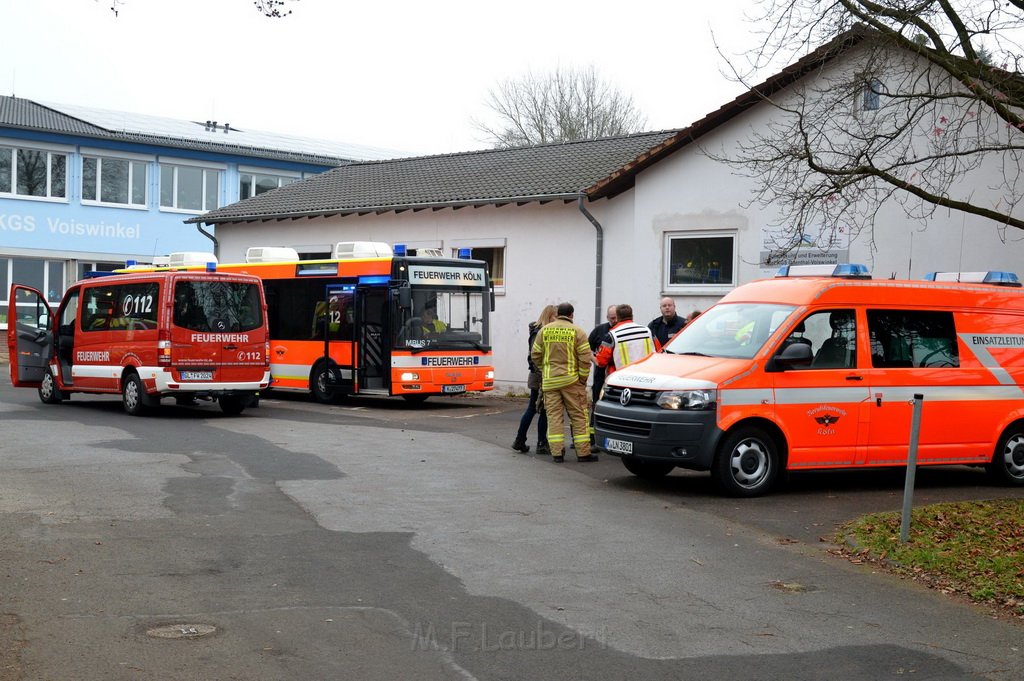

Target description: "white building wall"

left=217, top=200, right=621, bottom=391
left=215, top=49, right=1024, bottom=394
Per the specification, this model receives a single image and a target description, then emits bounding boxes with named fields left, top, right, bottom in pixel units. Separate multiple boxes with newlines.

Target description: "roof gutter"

left=187, top=192, right=583, bottom=225
left=576, top=193, right=602, bottom=325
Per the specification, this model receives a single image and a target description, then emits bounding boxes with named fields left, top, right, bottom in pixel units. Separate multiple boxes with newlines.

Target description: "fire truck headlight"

left=485, top=370, right=494, bottom=379
left=401, top=372, right=420, bottom=381
left=657, top=390, right=715, bottom=411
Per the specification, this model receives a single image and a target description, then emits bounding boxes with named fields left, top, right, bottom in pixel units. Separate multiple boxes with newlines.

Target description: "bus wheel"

left=218, top=395, right=247, bottom=415
left=988, top=425, right=1024, bottom=486
left=402, top=395, right=429, bottom=404
left=38, top=372, right=65, bottom=404
left=712, top=426, right=779, bottom=497
left=310, top=363, right=341, bottom=404
left=122, top=373, right=151, bottom=416
left=622, top=458, right=675, bottom=479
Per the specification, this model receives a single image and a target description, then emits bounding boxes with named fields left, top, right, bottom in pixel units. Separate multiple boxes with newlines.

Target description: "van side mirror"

left=766, top=342, right=812, bottom=372
left=398, top=286, right=411, bottom=310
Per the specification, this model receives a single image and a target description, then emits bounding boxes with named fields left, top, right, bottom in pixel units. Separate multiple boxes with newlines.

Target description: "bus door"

left=356, top=284, right=389, bottom=392
left=321, top=283, right=356, bottom=392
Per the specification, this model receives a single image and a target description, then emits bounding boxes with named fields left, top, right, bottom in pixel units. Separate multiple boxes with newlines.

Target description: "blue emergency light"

left=924, top=271, right=1022, bottom=286
left=394, top=243, right=407, bottom=256
left=458, top=248, right=472, bottom=259
left=126, top=259, right=137, bottom=267
left=206, top=262, right=217, bottom=272
left=775, top=263, right=870, bottom=279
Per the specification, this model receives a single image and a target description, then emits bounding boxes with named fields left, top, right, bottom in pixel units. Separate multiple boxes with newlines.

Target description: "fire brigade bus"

left=125, top=243, right=494, bottom=403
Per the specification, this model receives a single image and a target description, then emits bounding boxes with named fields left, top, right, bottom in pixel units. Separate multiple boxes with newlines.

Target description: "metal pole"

left=900, top=393, right=925, bottom=543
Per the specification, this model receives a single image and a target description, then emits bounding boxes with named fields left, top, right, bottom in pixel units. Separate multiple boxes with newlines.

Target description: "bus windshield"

left=663, top=303, right=795, bottom=359
left=396, top=287, right=490, bottom=350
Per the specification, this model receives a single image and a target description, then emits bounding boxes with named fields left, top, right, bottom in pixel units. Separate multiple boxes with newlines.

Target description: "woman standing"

left=512, top=304, right=557, bottom=454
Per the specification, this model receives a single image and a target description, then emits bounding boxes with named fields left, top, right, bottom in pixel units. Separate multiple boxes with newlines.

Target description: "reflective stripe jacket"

left=531, top=316, right=593, bottom=391
left=595, top=320, right=659, bottom=374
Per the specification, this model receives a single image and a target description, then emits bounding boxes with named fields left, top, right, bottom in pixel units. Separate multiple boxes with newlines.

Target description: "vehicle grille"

left=594, top=413, right=652, bottom=437
left=602, top=385, right=659, bottom=406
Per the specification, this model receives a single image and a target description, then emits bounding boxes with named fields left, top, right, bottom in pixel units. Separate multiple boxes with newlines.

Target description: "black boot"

left=512, top=439, right=530, bottom=453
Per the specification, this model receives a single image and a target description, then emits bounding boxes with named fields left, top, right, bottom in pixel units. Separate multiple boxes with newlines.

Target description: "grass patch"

left=835, top=499, right=1024, bottom=619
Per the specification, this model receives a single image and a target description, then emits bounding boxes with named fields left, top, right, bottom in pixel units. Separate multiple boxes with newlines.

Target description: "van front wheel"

left=988, top=427, right=1024, bottom=485
left=622, top=459, right=675, bottom=479
left=712, top=427, right=779, bottom=497
left=38, top=372, right=65, bottom=404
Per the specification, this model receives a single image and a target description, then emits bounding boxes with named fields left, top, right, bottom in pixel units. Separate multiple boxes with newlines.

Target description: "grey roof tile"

left=191, top=130, right=682, bottom=224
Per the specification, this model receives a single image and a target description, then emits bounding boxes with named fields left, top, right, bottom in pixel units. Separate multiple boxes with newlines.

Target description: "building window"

left=159, top=163, right=220, bottom=212
left=239, top=172, right=299, bottom=201
left=664, top=233, right=735, bottom=289
left=78, top=262, right=123, bottom=280
left=82, top=156, right=148, bottom=207
left=0, top=257, right=65, bottom=327
left=460, top=246, right=505, bottom=288
left=862, top=78, right=882, bottom=111
left=0, top=145, right=67, bottom=199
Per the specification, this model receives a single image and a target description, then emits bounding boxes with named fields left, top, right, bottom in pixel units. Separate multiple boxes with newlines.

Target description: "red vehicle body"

left=7, top=270, right=270, bottom=415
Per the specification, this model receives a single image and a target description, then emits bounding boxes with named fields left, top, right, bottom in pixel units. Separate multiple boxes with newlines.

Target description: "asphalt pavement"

left=0, top=382, right=1021, bottom=680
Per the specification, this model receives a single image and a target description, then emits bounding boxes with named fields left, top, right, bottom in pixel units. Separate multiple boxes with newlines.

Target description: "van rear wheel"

left=988, top=426, right=1024, bottom=486
left=622, top=459, right=675, bottom=479
left=38, top=372, right=65, bottom=404
left=218, top=395, right=247, bottom=415
left=122, top=373, right=151, bottom=416
left=712, top=427, right=780, bottom=497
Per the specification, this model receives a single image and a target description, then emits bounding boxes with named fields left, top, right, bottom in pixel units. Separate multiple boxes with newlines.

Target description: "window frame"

left=158, top=158, right=224, bottom=214
left=237, top=166, right=301, bottom=201
left=662, top=231, right=737, bottom=295
left=862, top=77, right=882, bottom=112
left=449, top=238, right=505, bottom=294
left=0, top=138, right=71, bottom=202
left=81, top=150, right=151, bottom=209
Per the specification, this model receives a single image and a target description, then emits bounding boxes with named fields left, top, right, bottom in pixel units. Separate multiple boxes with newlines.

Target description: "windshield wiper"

left=678, top=351, right=710, bottom=357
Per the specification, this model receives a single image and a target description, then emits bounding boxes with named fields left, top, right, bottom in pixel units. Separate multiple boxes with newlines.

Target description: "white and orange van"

left=7, top=266, right=270, bottom=415
left=595, top=265, right=1024, bottom=496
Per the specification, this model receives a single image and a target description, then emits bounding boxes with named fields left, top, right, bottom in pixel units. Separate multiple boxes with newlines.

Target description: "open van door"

left=7, top=285, right=54, bottom=388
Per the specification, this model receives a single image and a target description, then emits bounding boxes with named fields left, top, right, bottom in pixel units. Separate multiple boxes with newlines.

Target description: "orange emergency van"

left=7, top=266, right=270, bottom=415
left=594, top=265, right=1024, bottom=496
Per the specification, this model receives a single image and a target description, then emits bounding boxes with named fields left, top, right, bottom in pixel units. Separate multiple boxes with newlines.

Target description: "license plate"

left=604, top=438, right=633, bottom=454
left=180, top=371, right=213, bottom=381
left=442, top=384, right=466, bottom=394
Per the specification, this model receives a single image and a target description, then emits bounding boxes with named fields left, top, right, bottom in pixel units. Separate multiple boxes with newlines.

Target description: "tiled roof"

left=0, top=96, right=396, bottom=166
left=190, top=130, right=682, bottom=224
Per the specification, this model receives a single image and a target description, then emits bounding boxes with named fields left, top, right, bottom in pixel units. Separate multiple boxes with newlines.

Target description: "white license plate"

left=604, top=438, right=633, bottom=454
left=442, top=384, right=466, bottom=394
left=181, top=371, right=213, bottom=381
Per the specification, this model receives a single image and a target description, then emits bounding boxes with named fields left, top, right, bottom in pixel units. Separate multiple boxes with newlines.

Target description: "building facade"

left=193, top=32, right=1024, bottom=392
left=0, top=96, right=394, bottom=329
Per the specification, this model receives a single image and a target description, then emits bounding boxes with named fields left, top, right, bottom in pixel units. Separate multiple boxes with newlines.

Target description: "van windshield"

left=173, top=280, right=263, bottom=333
left=664, top=303, right=795, bottom=359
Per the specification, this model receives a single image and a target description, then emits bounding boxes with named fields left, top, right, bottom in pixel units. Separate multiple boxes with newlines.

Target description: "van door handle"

left=224, top=344, right=238, bottom=350
left=845, top=374, right=863, bottom=381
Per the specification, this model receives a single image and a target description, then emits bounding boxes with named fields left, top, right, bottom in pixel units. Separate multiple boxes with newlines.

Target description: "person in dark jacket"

left=513, top=305, right=557, bottom=454
left=588, top=304, right=618, bottom=405
left=648, top=297, right=687, bottom=347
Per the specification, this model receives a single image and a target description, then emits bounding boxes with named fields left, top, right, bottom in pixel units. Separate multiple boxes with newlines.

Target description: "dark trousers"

left=515, top=388, right=548, bottom=445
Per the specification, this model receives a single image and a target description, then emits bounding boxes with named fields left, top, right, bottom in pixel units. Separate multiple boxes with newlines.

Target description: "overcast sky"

left=3, top=0, right=760, bottom=157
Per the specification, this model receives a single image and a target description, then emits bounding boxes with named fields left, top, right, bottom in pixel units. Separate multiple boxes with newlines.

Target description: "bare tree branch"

left=709, top=1, right=1024, bottom=261
left=475, top=65, right=648, bottom=148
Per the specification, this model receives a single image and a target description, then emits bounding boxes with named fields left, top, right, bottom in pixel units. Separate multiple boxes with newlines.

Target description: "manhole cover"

left=146, top=624, right=217, bottom=639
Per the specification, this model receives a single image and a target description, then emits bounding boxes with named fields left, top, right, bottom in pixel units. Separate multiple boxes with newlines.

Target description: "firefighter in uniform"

left=531, top=302, right=595, bottom=462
